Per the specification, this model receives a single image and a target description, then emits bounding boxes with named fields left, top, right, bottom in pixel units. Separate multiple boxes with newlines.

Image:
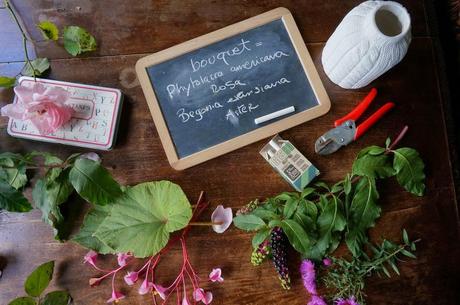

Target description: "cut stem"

left=188, top=221, right=223, bottom=226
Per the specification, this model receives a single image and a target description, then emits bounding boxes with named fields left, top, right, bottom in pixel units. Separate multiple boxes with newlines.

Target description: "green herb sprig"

left=7, top=260, right=71, bottom=305
left=322, top=230, right=419, bottom=305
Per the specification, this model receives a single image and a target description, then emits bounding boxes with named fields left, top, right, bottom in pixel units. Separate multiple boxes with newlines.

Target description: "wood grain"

left=0, top=1, right=459, bottom=305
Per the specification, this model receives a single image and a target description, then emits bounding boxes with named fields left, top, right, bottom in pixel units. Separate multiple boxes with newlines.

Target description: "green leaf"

left=252, top=228, right=271, bottom=248
left=32, top=171, right=74, bottom=241
left=353, top=146, right=395, bottom=179
left=0, top=180, right=32, bottom=212
left=24, top=261, right=54, bottom=297
left=283, top=197, right=298, bottom=219
left=63, top=26, right=97, bottom=56
left=344, top=175, right=352, bottom=195
left=94, top=181, right=192, bottom=257
left=402, top=229, right=409, bottom=244
left=42, top=291, right=71, bottom=305
left=385, top=137, right=391, bottom=149
left=0, top=157, right=28, bottom=189
left=268, top=219, right=283, bottom=228
left=72, top=203, right=114, bottom=254
left=69, top=158, right=122, bottom=205
left=345, top=177, right=380, bottom=257
left=233, top=214, right=266, bottom=231
left=392, top=148, right=426, bottom=196
left=37, top=21, right=59, bottom=40
left=300, top=187, right=315, bottom=199
left=401, top=249, right=416, bottom=259
left=281, top=219, right=310, bottom=253
left=251, top=207, right=278, bottom=221
left=0, top=76, right=16, bottom=88
left=304, top=195, right=346, bottom=260
left=22, top=58, right=50, bottom=77
left=8, top=297, right=36, bottom=305
left=381, top=265, right=391, bottom=278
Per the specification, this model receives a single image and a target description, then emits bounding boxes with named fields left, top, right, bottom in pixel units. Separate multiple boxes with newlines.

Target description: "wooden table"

left=1, top=1, right=459, bottom=304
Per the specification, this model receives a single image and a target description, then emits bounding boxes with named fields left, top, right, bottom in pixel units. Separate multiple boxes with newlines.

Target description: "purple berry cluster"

left=270, top=227, right=291, bottom=289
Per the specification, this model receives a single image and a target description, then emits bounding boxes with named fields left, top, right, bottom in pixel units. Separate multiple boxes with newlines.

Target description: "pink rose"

left=1, top=82, right=73, bottom=135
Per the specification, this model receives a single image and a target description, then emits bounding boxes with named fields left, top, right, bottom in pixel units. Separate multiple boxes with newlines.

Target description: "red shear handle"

left=354, top=102, right=395, bottom=140
left=334, top=88, right=378, bottom=127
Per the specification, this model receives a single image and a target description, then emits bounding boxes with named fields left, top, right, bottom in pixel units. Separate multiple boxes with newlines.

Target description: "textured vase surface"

left=321, top=0, right=411, bottom=89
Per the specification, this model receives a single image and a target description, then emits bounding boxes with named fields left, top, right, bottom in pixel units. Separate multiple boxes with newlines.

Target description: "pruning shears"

left=315, top=88, right=395, bottom=155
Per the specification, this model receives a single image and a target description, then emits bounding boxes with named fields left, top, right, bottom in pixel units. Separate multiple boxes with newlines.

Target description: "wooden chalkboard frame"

left=136, top=7, right=330, bottom=170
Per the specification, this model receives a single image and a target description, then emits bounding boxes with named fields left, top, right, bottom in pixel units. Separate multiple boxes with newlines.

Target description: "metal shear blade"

left=315, top=120, right=356, bottom=155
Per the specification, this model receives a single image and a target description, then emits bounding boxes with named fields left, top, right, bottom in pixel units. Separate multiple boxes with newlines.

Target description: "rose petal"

left=203, top=292, right=213, bottom=304
left=193, top=288, right=205, bottom=301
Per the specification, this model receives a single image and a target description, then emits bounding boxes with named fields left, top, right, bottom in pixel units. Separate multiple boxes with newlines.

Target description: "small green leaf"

left=69, top=158, right=122, bottom=205
left=402, top=229, right=409, bottom=244
left=300, top=187, right=315, bottom=199
left=8, top=297, right=36, bottom=305
left=344, top=175, right=352, bottom=195
left=283, top=197, right=298, bottom=219
left=233, top=214, right=266, bottom=231
left=22, top=58, right=50, bottom=77
left=24, top=261, right=54, bottom=297
left=401, top=249, right=416, bottom=259
left=381, top=265, right=391, bottom=278
left=393, top=148, right=426, bottom=196
left=94, top=181, right=192, bottom=257
left=385, top=137, right=391, bottom=149
left=315, top=181, right=330, bottom=191
left=252, top=228, right=271, bottom=248
left=37, top=21, right=59, bottom=40
left=0, top=76, right=16, bottom=88
left=389, top=260, right=400, bottom=275
left=281, top=219, right=310, bottom=254
left=0, top=180, right=32, bottom=212
left=42, top=290, right=71, bottom=305
left=63, top=26, right=97, bottom=56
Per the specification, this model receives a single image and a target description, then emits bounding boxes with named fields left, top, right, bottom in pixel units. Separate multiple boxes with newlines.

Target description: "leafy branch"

left=0, top=151, right=122, bottom=241
left=0, top=0, right=97, bottom=88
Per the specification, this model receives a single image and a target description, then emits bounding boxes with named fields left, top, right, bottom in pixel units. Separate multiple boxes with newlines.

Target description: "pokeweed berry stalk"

left=84, top=192, right=231, bottom=304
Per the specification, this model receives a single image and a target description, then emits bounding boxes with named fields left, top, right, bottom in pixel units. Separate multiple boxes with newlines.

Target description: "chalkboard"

left=136, top=8, right=330, bottom=170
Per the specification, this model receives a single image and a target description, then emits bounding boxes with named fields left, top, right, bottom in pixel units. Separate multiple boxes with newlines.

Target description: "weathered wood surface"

left=0, top=1, right=459, bottom=304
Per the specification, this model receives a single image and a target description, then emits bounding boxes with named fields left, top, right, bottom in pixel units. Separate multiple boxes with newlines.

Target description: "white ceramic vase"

left=321, top=1, right=411, bottom=89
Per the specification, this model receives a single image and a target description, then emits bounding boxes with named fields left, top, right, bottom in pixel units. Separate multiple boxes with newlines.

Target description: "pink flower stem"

left=386, top=125, right=409, bottom=152
left=93, top=264, right=128, bottom=283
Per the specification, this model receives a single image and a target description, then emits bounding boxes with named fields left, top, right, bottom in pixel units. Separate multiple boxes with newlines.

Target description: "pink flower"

left=193, top=288, right=213, bottom=304
left=138, top=279, right=154, bottom=295
left=209, top=268, right=224, bottom=283
left=211, top=205, right=233, bottom=233
left=1, top=82, right=74, bottom=135
left=300, top=259, right=317, bottom=295
left=323, top=258, right=332, bottom=267
left=83, top=250, right=98, bottom=268
left=107, top=290, right=125, bottom=303
left=123, top=271, right=139, bottom=286
left=335, top=296, right=360, bottom=305
left=117, top=253, right=131, bottom=267
left=307, top=295, right=327, bottom=305
left=153, top=284, right=167, bottom=300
